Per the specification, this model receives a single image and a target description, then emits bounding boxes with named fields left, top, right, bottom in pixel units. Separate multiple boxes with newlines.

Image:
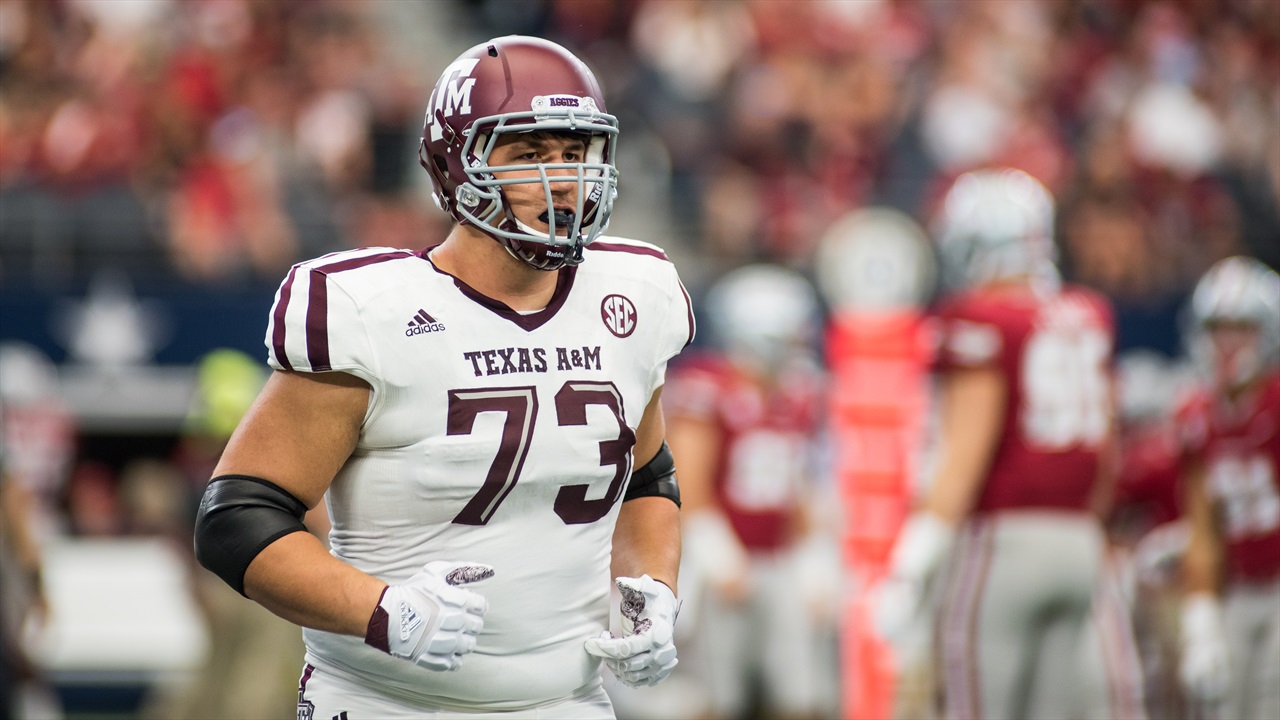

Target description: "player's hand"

left=364, top=561, right=494, bottom=672
left=871, top=574, right=924, bottom=644
left=585, top=575, right=680, bottom=687
left=1179, top=593, right=1229, bottom=703
left=872, top=512, right=955, bottom=645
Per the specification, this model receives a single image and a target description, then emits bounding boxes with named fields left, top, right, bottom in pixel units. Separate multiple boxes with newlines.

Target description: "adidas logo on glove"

left=399, top=602, right=423, bottom=641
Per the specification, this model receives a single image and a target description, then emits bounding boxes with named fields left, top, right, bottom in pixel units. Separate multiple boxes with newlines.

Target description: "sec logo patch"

left=601, top=294, right=637, bottom=338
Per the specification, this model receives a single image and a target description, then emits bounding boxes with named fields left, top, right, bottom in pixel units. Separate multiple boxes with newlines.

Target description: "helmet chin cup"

left=457, top=183, right=595, bottom=271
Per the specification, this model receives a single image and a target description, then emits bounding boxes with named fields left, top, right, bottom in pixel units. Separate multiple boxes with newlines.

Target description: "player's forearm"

left=1181, top=464, right=1222, bottom=595
left=925, top=433, right=998, bottom=524
left=1177, top=479, right=1218, bottom=591
left=242, top=530, right=387, bottom=637
left=612, top=496, right=681, bottom=594
left=1183, top=539, right=1220, bottom=596
left=1, top=479, right=43, bottom=575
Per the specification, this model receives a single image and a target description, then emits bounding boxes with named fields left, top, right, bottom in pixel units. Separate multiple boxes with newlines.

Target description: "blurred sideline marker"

left=815, top=209, right=935, bottom=720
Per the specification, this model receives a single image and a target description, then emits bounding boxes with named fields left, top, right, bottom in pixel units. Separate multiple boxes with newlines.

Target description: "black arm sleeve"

left=624, top=441, right=681, bottom=507
left=193, top=474, right=308, bottom=596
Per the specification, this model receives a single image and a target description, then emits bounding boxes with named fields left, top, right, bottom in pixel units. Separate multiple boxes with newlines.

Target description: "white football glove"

left=1179, top=593, right=1229, bottom=703
left=585, top=574, right=680, bottom=687
left=871, top=512, right=955, bottom=645
left=364, top=561, right=493, bottom=672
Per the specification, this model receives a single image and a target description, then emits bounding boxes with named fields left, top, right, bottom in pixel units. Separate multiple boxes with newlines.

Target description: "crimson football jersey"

left=1111, top=418, right=1184, bottom=540
left=664, top=353, right=825, bottom=552
left=932, top=284, right=1116, bottom=514
left=1178, top=370, right=1280, bottom=582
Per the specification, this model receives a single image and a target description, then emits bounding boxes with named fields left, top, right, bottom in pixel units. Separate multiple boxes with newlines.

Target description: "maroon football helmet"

left=418, top=36, right=619, bottom=270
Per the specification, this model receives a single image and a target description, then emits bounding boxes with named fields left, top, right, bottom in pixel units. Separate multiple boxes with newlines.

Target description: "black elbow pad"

left=624, top=441, right=681, bottom=508
left=193, top=474, right=308, bottom=596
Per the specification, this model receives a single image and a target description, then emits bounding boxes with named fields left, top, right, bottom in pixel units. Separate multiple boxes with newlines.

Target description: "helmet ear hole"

left=432, top=155, right=449, bottom=175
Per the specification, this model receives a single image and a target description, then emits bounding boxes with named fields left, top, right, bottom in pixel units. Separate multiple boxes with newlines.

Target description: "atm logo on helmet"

left=427, top=58, right=480, bottom=142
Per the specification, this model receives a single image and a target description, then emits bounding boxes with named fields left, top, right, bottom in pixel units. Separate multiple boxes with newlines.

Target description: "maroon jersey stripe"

left=297, top=663, right=315, bottom=695
left=314, top=250, right=414, bottom=275
left=678, top=279, right=695, bottom=348
left=306, top=269, right=330, bottom=370
left=272, top=265, right=300, bottom=372
left=590, top=241, right=670, bottom=261
left=303, top=251, right=412, bottom=372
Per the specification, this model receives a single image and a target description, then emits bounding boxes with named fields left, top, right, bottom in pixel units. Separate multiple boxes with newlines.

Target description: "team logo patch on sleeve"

left=946, top=320, right=1001, bottom=364
left=601, top=294, right=637, bottom=338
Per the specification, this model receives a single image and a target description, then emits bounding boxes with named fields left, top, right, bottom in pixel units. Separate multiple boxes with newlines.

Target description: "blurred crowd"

left=2, top=0, right=1276, bottom=306
left=1, top=0, right=1279, bottom=718
left=0, top=0, right=447, bottom=285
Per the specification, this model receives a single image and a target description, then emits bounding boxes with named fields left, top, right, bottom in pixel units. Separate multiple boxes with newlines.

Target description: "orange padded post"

left=829, top=312, right=930, bottom=720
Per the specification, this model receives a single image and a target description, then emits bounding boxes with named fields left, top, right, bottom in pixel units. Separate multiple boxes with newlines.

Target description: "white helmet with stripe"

left=934, top=168, right=1057, bottom=291
left=704, top=264, right=820, bottom=372
left=1189, top=255, right=1280, bottom=388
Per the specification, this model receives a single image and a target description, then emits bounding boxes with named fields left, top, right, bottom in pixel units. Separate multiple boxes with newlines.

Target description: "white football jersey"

left=264, top=238, right=693, bottom=710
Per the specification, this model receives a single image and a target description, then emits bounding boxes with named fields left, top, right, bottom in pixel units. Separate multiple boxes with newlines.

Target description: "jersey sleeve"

left=932, top=297, right=1005, bottom=373
left=647, top=262, right=697, bottom=395
left=263, top=261, right=381, bottom=389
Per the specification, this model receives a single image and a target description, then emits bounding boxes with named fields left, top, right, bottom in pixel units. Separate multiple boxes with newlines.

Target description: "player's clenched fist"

left=585, top=575, right=680, bottom=687
left=364, top=561, right=494, bottom=672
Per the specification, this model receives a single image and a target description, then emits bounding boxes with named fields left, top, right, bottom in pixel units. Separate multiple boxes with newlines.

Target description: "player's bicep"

left=213, top=369, right=369, bottom=508
left=925, top=366, right=1007, bottom=521
left=632, top=387, right=667, bottom=468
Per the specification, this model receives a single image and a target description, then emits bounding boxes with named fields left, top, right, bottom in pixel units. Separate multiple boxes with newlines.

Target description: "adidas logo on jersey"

left=406, top=308, right=446, bottom=336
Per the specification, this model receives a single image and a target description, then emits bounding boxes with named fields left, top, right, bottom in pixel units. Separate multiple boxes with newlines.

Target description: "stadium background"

left=0, top=0, right=1276, bottom=718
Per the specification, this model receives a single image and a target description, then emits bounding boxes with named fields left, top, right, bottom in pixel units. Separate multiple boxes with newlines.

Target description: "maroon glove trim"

left=364, top=586, right=392, bottom=653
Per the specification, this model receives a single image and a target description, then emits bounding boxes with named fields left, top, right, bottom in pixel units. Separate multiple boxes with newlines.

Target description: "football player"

left=1177, top=256, right=1280, bottom=720
left=663, top=264, right=833, bottom=720
left=1105, top=352, right=1197, bottom=720
left=193, top=36, right=694, bottom=718
left=874, top=168, right=1124, bottom=719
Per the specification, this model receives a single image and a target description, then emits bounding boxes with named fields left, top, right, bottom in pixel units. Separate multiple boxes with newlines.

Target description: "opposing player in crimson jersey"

left=1094, top=354, right=1196, bottom=720
left=659, top=265, right=832, bottom=720
left=1176, top=256, right=1280, bottom=720
left=873, top=168, right=1133, bottom=719
left=194, top=36, right=693, bottom=718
